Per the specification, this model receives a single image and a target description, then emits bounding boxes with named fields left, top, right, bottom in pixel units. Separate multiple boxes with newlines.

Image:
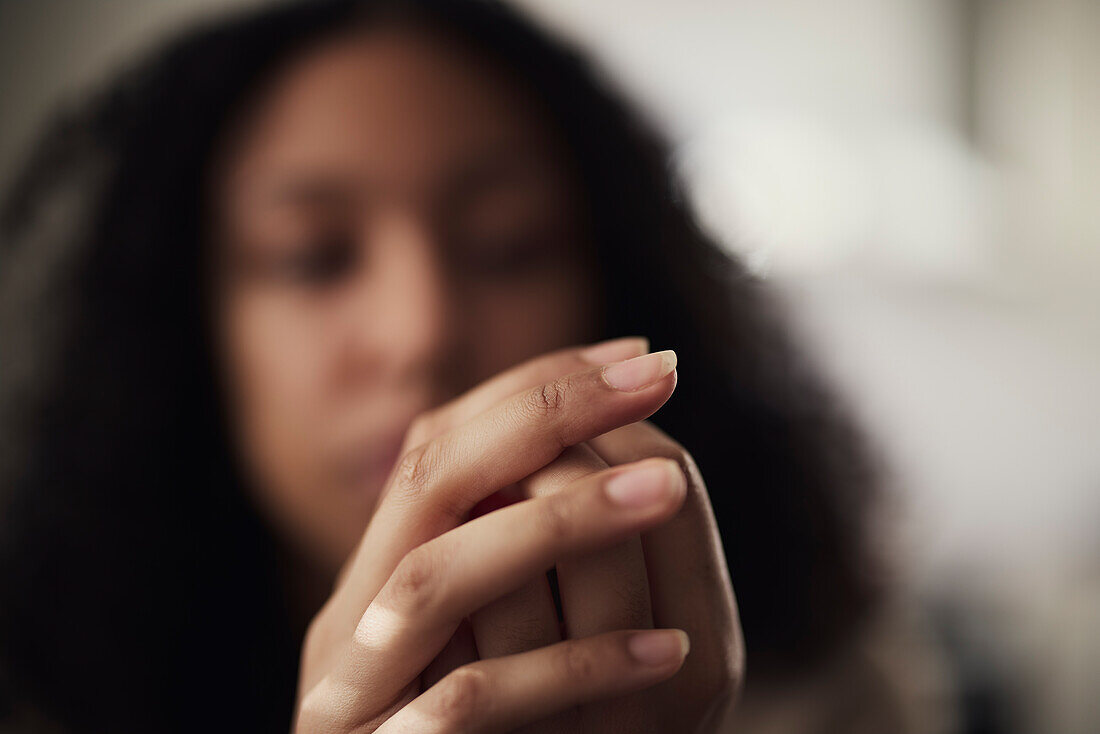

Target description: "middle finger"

left=523, top=444, right=655, bottom=638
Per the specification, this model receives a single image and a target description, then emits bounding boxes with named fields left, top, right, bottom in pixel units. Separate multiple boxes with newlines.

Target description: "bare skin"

left=210, top=25, right=742, bottom=733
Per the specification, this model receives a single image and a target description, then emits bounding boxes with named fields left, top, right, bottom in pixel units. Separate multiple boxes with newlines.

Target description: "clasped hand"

left=295, top=338, right=743, bottom=733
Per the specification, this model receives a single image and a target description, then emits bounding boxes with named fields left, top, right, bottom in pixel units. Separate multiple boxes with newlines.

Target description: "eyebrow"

left=256, top=176, right=357, bottom=210
left=442, top=142, right=555, bottom=211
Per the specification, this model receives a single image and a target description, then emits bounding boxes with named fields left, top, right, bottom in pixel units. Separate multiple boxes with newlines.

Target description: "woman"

left=0, top=1, right=893, bottom=731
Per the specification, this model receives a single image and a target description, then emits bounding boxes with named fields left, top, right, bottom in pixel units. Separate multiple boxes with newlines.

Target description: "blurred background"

left=1, top=1, right=1096, bottom=732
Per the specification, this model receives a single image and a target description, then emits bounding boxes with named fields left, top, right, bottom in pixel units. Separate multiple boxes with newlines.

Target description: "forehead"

left=218, top=25, right=561, bottom=204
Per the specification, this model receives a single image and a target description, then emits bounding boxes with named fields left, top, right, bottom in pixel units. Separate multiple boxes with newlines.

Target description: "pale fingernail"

left=601, top=350, right=677, bottom=392
left=579, top=336, right=650, bottom=364
left=628, top=629, right=690, bottom=666
left=605, top=460, right=680, bottom=507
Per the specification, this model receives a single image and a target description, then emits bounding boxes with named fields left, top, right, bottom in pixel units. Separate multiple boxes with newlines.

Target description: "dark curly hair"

left=0, top=1, right=882, bottom=731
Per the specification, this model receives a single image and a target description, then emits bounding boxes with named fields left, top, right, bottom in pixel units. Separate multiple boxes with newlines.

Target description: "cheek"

left=218, top=291, right=363, bottom=569
left=222, top=292, right=329, bottom=450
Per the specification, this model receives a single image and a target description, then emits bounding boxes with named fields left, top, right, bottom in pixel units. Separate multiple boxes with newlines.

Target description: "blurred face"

left=209, top=26, right=597, bottom=572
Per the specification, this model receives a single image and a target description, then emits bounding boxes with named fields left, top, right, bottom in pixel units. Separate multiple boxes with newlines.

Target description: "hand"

left=581, top=419, right=745, bottom=732
left=404, top=339, right=745, bottom=733
left=295, top=340, right=725, bottom=732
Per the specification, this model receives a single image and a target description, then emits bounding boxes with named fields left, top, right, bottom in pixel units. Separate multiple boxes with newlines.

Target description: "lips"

left=343, top=430, right=407, bottom=496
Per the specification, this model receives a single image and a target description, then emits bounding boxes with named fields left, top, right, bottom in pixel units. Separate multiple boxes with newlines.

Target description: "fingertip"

left=604, top=457, right=685, bottom=510
left=579, top=336, right=650, bottom=364
left=601, top=350, right=677, bottom=392
left=626, top=628, right=691, bottom=668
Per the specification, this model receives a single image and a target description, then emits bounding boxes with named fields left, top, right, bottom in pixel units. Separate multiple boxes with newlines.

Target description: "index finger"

left=322, top=350, right=679, bottom=651
left=401, top=337, right=649, bottom=448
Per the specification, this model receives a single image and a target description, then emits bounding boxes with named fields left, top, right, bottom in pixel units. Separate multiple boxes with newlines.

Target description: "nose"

left=345, top=213, right=451, bottom=385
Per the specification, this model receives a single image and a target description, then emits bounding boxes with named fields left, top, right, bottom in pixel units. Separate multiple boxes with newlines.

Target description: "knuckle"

left=692, top=645, right=745, bottom=711
left=434, top=666, right=489, bottom=726
left=674, top=446, right=701, bottom=479
left=524, top=375, right=571, bottom=419
left=668, top=448, right=699, bottom=490
left=656, top=439, right=694, bottom=471
left=387, top=546, right=441, bottom=614
left=558, top=641, right=597, bottom=681
left=300, top=599, right=347, bottom=667
left=712, top=654, right=744, bottom=698
left=638, top=421, right=692, bottom=459
left=294, top=689, right=326, bottom=730
left=393, top=442, right=434, bottom=498
left=537, top=493, right=576, bottom=542
left=637, top=431, right=701, bottom=489
left=668, top=442, right=693, bottom=466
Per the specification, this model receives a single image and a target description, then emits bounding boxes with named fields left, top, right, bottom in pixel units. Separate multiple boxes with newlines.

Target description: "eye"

left=457, top=229, right=557, bottom=277
left=271, top=232, right=356, bottom=286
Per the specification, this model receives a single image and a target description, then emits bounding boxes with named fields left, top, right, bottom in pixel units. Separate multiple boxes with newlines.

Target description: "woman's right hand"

left=293, top=341, right=690, bottom=733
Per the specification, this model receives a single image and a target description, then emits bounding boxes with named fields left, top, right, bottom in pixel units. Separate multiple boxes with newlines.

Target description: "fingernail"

left=579, top=336, right=650, bottom=364
left=601, top=350, right=677, bottom=392
left=628, top=629, right=690, bottom=666
left=605, top=460, right=681, bottom=507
